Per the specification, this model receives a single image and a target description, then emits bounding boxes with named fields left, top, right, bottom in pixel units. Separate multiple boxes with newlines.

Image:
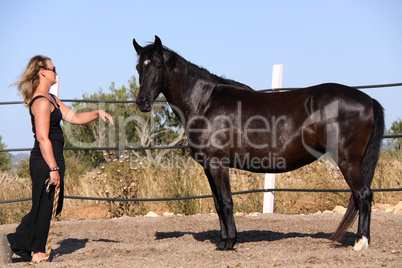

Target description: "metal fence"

left=1, top=82, right=401, bottom=204
left=1, top=188, right=401, bottom=205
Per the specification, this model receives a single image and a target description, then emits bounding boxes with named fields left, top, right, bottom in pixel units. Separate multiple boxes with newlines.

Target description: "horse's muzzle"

left=136, top=96, right=152, bottom=112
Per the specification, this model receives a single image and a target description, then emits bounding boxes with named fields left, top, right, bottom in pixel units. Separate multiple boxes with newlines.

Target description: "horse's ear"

left=154, top=35, right=163, bottom=53
left=133, top=38, right=143, bottom=54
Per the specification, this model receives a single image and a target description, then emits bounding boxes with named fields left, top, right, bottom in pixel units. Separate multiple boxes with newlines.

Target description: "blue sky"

left=0, top=0, right=401, bottom=151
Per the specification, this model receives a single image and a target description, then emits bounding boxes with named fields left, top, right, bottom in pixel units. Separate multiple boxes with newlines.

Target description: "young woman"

left=1, top=55, right=114, bottom=263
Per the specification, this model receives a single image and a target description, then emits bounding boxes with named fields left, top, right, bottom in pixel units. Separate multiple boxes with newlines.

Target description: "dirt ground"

left=1, top=209, right=401, bottom=268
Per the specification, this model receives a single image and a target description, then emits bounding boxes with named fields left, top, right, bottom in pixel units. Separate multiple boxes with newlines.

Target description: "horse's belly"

left=228, top=149, right=317, bottom=173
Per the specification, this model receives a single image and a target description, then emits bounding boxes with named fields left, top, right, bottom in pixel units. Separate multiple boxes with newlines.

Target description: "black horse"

left=133, top=36, right=384, bottom=251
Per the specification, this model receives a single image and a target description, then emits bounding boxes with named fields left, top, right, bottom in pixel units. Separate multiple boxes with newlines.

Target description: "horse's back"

left=212, top=82, right=373, bottom=121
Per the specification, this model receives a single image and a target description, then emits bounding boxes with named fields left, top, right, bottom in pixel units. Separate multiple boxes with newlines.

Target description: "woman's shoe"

left=1, top=234, right=13, bottom=264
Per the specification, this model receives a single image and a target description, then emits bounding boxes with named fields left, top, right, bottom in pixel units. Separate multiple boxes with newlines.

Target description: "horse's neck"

left=164, top=73, right=213, bottom=122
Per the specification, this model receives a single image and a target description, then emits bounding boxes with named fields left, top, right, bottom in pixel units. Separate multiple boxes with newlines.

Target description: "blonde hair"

left=16, top=55, right=51, bottom=106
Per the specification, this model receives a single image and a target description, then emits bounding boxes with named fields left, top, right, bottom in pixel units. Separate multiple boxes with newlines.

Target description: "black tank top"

left=29, top=94, right=65, bottom=160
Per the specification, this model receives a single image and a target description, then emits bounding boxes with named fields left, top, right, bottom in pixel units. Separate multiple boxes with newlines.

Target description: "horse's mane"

left=162, top=46, right=253, bottom=90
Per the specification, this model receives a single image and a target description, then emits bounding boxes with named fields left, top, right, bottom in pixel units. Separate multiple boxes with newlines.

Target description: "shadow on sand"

left=155, top=229, right=356, bottom=250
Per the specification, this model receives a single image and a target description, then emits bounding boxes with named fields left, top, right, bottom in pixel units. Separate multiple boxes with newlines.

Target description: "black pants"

left=7, top=157, right=65, bottom=258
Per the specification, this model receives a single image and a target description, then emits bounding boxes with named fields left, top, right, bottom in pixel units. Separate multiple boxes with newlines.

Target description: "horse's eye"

left=156, top=65, right=162, bottom=70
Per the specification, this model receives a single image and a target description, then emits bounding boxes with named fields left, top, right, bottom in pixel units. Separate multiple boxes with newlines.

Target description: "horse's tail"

left=361, top=99, right=385, bottom=186
left=330, top=99, right=385, bottom=242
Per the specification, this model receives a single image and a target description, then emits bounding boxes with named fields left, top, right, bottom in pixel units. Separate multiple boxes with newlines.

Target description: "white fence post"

left=263, top=64, right=283, bottom=214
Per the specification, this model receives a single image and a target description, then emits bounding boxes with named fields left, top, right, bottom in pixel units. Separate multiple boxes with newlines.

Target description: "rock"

left=385, top=207, right=395, bottom=213
left=145, top=211, right=159, bottom=217
left=333, top=205, right=346, bottom=214
left=393, top=201, right=402, bottom=214
left=372, top=203, right=394, bottom=212
left=163, top=212, right=174, bottom=216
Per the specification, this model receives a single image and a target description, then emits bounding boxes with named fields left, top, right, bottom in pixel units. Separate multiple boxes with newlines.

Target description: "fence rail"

left=1, top=82, right=402, bottom=105
left=1, top=135, right=401, bottom=153
left=1, top=187, right=401, bottom=205
left=1, top=82, right=401, bottom=205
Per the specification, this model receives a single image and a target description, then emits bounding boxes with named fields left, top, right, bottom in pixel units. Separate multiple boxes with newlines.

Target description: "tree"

left=62, top=76, right=186, bottom=168
left=0, top=136, right=12, bottom=172
left=386, top=119, right=402, bottom=151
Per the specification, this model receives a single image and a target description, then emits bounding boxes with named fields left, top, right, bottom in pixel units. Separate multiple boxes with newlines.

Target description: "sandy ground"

left=0, top=210, right=401, bottom=267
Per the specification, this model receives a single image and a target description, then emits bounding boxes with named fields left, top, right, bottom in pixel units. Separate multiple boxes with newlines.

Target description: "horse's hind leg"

left=337, top=161, right=372, bottom=251
left=204, top=165, right=237, bottom=250
left=353, top=184, right=372, bottom=251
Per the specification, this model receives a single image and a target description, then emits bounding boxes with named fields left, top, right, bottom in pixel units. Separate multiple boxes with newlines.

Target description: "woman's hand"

left=98, top=110, right=114, bottom=125
left=50, top=170, right=61, bottom=188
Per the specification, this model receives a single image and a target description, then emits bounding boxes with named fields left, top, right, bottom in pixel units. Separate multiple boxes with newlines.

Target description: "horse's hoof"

left=216, top=240, right=237, bottom=251
left=216, top=241, right=227, bottom=251
left=352, top=236, right=369, bottom=251
left=226, top=238, right=237, bottom=250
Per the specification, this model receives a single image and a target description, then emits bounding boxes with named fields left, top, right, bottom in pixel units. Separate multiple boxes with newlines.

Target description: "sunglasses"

left=42, top=66, right=56, bottom=73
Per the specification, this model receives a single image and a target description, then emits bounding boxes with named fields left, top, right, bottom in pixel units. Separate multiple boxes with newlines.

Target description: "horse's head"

left=133, top=35, right=168, bottom=112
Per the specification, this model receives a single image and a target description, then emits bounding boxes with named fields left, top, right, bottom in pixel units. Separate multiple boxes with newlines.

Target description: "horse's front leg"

left=204, top=165, right=237, bottom=250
